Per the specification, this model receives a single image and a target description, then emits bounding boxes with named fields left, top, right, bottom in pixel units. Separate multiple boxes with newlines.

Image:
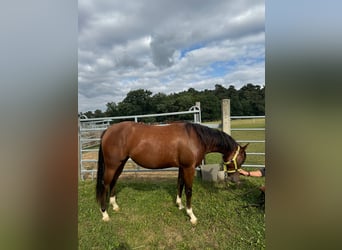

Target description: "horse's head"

left=223, top=144, right=249, bottom=182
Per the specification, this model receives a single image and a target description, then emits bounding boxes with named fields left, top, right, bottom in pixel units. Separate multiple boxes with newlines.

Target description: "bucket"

left=217, top=171, right=226, bottom=181
left=201, top=164, right=220, bottom=182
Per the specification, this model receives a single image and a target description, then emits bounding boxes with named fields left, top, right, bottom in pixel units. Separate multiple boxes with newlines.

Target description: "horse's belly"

left=127, top=131, right=196, bottom=169
left=130, top=153, right=178, bottom=169
left=129, top=144, right=181, bottom=169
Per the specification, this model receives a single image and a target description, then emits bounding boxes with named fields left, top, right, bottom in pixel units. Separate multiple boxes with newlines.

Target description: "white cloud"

left=78, top=0, right=265, bottom=112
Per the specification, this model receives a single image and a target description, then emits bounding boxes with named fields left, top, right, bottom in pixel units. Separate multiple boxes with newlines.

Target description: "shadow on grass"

left=197, top=176, right=265, bottom=212
left=114, top=174, right=264, bottom=214
left=115, top=242, right=131, bottom=250
left=115, top=176, right=178, bottom=203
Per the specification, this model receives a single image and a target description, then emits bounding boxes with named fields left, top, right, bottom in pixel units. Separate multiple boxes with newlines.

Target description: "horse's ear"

left=241, top=143, right=249, bottom=150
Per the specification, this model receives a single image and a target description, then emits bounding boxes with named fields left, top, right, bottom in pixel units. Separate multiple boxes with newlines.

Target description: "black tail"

left=96, top=130, right=106, bottom=204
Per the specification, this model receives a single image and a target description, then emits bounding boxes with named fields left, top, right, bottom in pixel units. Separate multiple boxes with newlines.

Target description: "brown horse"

left=96, top=121, right=248, bottom=224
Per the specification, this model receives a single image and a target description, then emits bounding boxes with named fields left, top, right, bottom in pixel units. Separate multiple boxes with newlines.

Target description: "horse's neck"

left=206, top=139, right=236, bottom=156
left=206, top=145, right=227, bottom=155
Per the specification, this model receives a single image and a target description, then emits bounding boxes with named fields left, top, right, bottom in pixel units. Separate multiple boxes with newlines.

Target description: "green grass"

left=231, top=118, right=265, bottom=128
left=79, top=177, right=265, bottom=249
left=79, top=119, right=266, bottom=249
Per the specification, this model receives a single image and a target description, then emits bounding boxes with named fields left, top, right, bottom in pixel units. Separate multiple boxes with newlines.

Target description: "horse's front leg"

left=183, top=167, right=197, bottom=225
left=176, top=168, right=184, bottom=210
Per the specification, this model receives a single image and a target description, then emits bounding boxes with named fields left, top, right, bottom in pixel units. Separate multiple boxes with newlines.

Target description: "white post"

left=222, top=99, right=231, bottom=135
left=195, top=102, right=201, bottom=123
left=78, top=119, right=82, bottom=180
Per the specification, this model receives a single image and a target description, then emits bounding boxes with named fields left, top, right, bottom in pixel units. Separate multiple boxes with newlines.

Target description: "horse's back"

left=101, top=121, right=135, bottom=155
left=102, top=121, right=186, bottom=148
left=102, top=121, right=134, bottom=140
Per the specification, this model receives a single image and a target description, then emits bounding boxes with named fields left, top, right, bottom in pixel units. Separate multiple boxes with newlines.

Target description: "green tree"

left=83, top=83, right=264, bottom=120
left=117, top=89, right=153, bottom=115
left=214, top=84, right=228, bottom=100
left=238, top=83, right=265, bottom=115
left=93, top=109, right=104, bottom=118
left=82, top=111, right=94, bottom=118
left=198, top=90, right=220, bottom=121
left=105, top=102, right=118, bottom=117
left=150, top=92, right=168, bottom=113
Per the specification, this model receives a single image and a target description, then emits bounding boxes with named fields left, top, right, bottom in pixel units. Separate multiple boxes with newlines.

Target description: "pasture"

left=79, top=177, right=265, bottom=249
left=78, top=118, right=265, bottom=249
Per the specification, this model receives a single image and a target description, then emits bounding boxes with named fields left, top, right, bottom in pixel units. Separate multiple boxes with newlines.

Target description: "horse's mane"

left=184, top=122, right=238, bottom=152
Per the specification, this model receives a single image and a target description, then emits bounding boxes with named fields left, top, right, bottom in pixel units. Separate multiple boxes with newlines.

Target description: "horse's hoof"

left=102, top=216, right=110, bottom=222
left=113, top=206, right=120, bottom=212
left=101, top=209, right=110, bottom=221
left=190, top=218, right=198, bottom=225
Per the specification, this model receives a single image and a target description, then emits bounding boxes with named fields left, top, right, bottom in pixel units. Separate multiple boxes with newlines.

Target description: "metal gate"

left=204, top=115, right=265, bottom=169
left=78, top=105, right=265, bottom=181
left=78, top=104, right=201, bottom=180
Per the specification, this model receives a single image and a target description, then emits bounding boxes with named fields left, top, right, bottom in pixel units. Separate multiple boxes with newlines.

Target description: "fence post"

left=195, top=102, right=201, bottom=123
left=78, top=118, right=81, bottom=181
left=221, top=99, right=231, bottom=135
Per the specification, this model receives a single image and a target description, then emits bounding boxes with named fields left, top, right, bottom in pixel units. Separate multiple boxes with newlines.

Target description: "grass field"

left=79, top=177, right=265, bottom=249
left=78, top=118, right=265, bottom=249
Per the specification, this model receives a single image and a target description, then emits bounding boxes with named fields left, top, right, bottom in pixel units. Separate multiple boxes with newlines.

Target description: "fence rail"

left=78, top=107, right=265, bottom=180
left=79, top=105, right=202, bottom=180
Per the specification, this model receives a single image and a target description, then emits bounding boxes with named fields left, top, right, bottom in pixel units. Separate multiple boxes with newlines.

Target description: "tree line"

left=79, top=83, right=264, bottom=122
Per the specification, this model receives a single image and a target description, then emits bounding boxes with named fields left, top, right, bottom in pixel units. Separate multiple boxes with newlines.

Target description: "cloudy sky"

left=78, top=0, right=265, bottom=112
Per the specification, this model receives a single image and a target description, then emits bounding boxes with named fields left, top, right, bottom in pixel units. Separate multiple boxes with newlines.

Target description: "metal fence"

left=78, top=107, right=265, bottom=180
left=231, top=116, right=265, bottom=168
left=78, top=105, right=201, bottom=180
left=205, top=116, right=265, bottom=169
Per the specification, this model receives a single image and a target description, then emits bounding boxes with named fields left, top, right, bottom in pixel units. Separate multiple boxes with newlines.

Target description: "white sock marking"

left=101, top=210, right=110, bottom=221
left=110, top=196, right=120, bottom=211
left=186, top=207, right=198, bottom=225
left=176, top=195, right=184, bottom=210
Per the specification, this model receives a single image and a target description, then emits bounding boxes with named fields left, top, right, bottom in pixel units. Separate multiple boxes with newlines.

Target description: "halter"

left=223, top=145, right=240, bottom=173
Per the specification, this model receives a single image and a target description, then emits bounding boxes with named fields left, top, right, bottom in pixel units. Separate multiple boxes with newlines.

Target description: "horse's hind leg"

left=99, top=160, right=124, bottom=221
left=183, top=167, right=197, bottom=225
left=109, top=158, right=127, bottom=212
left=176, top=168, right=185, bottom=210
left=100, top=167, right=116, bottom=221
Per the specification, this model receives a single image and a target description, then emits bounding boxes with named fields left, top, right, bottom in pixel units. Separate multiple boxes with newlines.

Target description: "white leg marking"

left=101, top=210, right=110, bottom=222
left=176, top=195, right=184, bottom=210
left=110, top=196, right=120, bottom=211
left=186, top=208, right=198, bottom=225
